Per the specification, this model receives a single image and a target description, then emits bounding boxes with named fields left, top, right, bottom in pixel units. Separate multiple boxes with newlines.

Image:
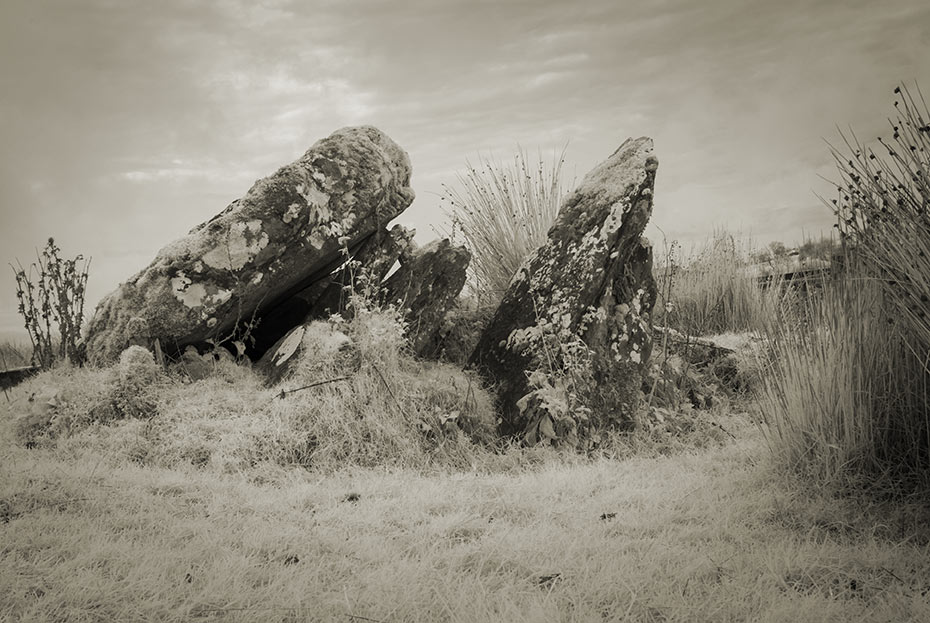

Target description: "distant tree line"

left=750, top=238, right=839, bottom=266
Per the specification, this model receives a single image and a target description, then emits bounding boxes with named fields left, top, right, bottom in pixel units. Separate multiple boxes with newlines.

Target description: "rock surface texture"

left=247, top=224, right=416, bottom=355
left=469, top=137, right=658, bottom=444
left=85, top=126, right=414, bottom=363
left=256, top=237, right=470, bottom=381
left=381, top=239, right=471, bottom=358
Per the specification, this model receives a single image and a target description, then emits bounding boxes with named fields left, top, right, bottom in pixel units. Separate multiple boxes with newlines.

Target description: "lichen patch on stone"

left=201, top=220, right=269, bottom=271
left=283, top=203, right=302, bottom=224
left=296, top=183, right=330, bottom=210
left=209, top=289, right=233, bottom=307
left=170, top=272, right=208, bottom=308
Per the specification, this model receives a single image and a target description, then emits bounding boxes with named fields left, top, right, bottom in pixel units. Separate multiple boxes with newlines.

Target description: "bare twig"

left=371, top=363, right=404, bottom=413
left=0, top=347, right=11, bottom=402
left=276, top=376, right=351, bottom=399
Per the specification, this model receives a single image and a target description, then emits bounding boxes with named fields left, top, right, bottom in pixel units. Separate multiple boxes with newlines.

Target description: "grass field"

left=4, top=232, right=930, bottom=621
left=4, top=220, right=930, bottom=621
left=0, top=340, right=31, bottom=370
left=2, top=391, right=930, bottom=622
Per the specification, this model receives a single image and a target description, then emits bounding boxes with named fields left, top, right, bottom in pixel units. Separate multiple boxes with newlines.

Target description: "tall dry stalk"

left=11, top=238, right=90, bottom=368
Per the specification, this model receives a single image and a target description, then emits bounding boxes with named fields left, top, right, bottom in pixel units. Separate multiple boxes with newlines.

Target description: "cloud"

left=0, top=0, right=928, bottom=330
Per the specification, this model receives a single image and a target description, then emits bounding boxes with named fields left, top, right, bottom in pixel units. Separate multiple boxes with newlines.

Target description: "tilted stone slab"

left=469, top=137, right=658, bottom=443
left=309, top=224, right=417, bottom=318
left=256, top=237, right=469, bottom=383
left=247, top=224, right=416, bottom=356
left=381, top=238, right=470, bottom=358
left=85, top=126, right=414, bottom=363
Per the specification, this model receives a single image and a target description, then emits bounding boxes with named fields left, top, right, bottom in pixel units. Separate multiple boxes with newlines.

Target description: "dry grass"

left=655, top=231, right=783, bottom=337
left=755, top=84, right=930, bottom=488
left=441, top=148, right=567, bottom=306
left=2, top=411, right=930, bottom=622
left=757, top=271, right=930, bottom=488
left=2, top=296, right=930, bottom=621
left=5, top=311, right=501, bottom=474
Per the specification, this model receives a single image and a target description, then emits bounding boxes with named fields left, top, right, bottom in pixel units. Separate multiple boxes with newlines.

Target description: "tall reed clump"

left=759, top=273, right=929, bottom=484
left=759, top=84, right=930, bottom=487
left=10, top=238, right=90, bottom=368
left=829, top=83, right=930, bottom=360
left=441, top=147, right=567, bottom=306
left=655, top=230, right=778, bottom=336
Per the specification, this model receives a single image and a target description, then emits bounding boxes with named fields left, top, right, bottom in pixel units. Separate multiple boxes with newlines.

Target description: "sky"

left=1, top=0, right=928, bottom=341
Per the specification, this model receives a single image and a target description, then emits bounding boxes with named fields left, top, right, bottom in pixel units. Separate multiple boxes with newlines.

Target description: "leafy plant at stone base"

left=10, top=238, right=90, bottom=368
left=506, top=301, right=597, bottom=448
left=201, top=297, right=263, bottom=366
left=336, top=235, right=386, bottom=318
left=441, top=147, right=568, bottom=307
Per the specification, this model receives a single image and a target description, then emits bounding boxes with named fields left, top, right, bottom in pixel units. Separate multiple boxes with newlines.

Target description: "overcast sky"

left=1, top=0, right=928, bottom=341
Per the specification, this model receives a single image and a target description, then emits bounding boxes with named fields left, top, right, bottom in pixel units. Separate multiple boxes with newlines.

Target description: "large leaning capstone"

left=85, top=126, right=414, bottom=363
left=469, top=137, right=658, bottom=444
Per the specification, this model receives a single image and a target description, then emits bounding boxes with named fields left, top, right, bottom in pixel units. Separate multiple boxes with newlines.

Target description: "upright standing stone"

left=469, top=137, right=658, bottom=444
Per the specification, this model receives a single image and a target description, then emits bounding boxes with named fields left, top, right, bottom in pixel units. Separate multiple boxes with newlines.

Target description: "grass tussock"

left=655, top=230, right=783, bottom=336
left=758, top=260, right=930, bottom=488
left=4, top=303, right=505, bottom=475
left=755, top=84, right=930, bottom=489
left=442, top=148, right=567, bottom=305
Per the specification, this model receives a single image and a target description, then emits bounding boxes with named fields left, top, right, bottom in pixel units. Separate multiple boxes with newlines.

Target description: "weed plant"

left=442, top=147, right=567, bottom=305
left=10, top=238, right=90, bottom=368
